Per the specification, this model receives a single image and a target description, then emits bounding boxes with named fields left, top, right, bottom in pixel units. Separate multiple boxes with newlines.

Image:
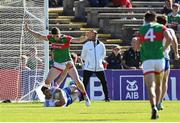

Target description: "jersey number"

left=144, top=28, right=156, bottom=42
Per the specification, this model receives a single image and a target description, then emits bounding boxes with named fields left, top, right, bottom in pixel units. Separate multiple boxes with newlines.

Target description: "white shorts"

left=142, top=59, right=165, bottom=75
left=53, top=61, right=74, bottom=71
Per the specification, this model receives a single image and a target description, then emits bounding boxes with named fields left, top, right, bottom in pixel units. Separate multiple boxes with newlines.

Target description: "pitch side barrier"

left=62, top=69, right=180, bottom=101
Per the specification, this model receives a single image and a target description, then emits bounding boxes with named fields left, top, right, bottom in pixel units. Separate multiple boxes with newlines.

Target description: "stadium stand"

left=98, top=13, right=144, bottom=33
left=48, top=0, right=173, bottom=55
left=85, top=7, right=161, bottom=27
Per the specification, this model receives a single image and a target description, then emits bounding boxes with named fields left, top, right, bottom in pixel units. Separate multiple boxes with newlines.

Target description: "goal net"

left=0, top=0, right=48, bottom=102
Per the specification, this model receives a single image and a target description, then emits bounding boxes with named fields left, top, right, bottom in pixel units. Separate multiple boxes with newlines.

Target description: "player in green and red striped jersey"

left=134, top=11, right=173, bottom=120
left=25, top=24, right=91, bottom=107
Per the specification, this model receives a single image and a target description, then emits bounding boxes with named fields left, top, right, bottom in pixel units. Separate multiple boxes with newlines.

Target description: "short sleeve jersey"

left=44, top=87, right=57, bottom=107
left=47, top=35, right=72, bottom=63
left=167, top=13, right=180, bottom=24
left=139, top=22, right=167, bottom=62
left=44, top=87, right=71, bottom=107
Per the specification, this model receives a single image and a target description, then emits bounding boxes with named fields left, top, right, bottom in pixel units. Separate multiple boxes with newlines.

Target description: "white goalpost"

left=0, top=0, right=49, bottom=102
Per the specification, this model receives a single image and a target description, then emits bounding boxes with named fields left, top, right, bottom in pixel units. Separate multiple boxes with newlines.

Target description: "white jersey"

left=61, top=89, right=68, bottom=107
left=44, top=87, right=68, bottom=107
left=163, top=28, right=175, bottom=60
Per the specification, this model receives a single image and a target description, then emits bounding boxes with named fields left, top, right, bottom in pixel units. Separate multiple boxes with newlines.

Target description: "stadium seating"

left=109, top=19, right=143, bottom=37
left=98, top=13, right=144, bottom=33
left=85, top=7, right=161, bottom=27
left=48, top=7, right=120, bottom=55
left=49, top=23, right=86, bottom=31
left=132, top=1, right=164, bottom=7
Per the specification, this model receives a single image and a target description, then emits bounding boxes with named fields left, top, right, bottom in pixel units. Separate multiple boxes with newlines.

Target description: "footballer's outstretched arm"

left=71, top=32, right=89, bottom=43
left=71, top=36, right=88, bottom=43
left=25, top=23, right=48, bottom=41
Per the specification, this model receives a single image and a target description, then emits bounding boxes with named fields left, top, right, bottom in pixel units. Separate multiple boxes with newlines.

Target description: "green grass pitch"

left=0, top=101, right=180, bottom=122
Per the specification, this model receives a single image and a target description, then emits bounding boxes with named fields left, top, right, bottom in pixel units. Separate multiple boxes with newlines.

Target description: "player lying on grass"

left=41, top=63, right=80, bottom=107
left=41, top=82, right=80, bottom=107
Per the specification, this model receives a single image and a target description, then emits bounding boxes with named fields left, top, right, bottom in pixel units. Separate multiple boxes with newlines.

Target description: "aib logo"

left=126, top=80, right=138, bottom=91
left=120, top=75, right=144, bottom=100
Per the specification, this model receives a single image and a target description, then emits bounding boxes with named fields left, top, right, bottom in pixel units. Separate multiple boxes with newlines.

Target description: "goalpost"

left=0, top=0, right=49, bottom=102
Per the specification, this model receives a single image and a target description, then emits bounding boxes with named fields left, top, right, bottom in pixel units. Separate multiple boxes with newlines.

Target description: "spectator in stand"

left=122, top=37, right=141, bottom=69
left=176, top=2, right=180, bottom=14
left=160, top=0, right=173, bottom=15
left=49, top=49, right=54, bottom=69
left=49, top=0, right=63, bottom=8
left=111, top=0, right=132, bottom=8
left=21, top=55, right=31, bottom=70
left=71, top=52, right=83, bottom=69
left=27, top=47, right=43, bottom=70
left=167, top=3, right=180, bottom=43
left=173, top=58, right=180, bottom=68
left=105, top=45, right=124, bottom=69
left=87, top=0, right=109, bottom=7
left=71, top=52, right=78, bottom=65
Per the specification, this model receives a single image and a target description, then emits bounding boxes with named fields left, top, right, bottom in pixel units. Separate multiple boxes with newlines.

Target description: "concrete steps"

left=48, top=6, right=132, bottom=56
